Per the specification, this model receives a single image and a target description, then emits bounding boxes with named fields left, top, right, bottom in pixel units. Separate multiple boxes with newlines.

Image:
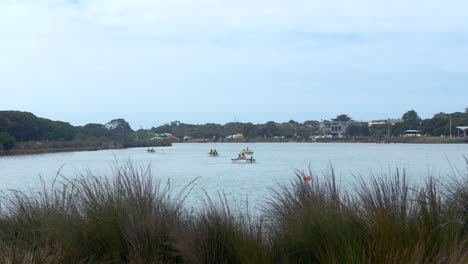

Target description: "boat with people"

left=232, top=152, right=255, bottom=163
left=232, top=156, right=255, bottom=163
left=240, top=147, right=253, bottom=155
left=208, top=149, right=219, bottom=156
left=147, top=148, right=155, bottom=153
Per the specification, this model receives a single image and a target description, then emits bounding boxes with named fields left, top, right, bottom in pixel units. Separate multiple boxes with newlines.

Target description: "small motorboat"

left=232, top=157, right=255, bottom=163
left=240, top=149, right=253, bottom=155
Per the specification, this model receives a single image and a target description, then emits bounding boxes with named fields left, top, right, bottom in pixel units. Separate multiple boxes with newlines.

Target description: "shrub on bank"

left=0, top=162, right=466, bottom=263
left=0, top=132, right=16, bottom=150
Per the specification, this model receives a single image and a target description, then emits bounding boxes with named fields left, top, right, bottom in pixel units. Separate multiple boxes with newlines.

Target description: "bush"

left=0, top=132, right=15, bottom=150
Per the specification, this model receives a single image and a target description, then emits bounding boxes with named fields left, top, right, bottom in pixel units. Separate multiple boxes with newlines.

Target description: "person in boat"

left=246, top=147, right=249, bottom=150
left=210, top=149, right=213, bottom=153
left=250, top=156, right=253, bottom=162
left=238, top=154, right=241, bottom=158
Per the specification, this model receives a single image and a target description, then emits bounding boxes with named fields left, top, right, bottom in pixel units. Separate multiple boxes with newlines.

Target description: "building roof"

left=456, top=126, right=468, bottom=130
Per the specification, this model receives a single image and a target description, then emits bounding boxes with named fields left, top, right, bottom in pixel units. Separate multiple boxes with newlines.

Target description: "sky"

left=1, top=0, right=467, bottom=129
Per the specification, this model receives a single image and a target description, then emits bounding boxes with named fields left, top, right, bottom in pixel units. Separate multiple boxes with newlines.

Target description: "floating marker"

left=305, top=176, right=312, bottom=181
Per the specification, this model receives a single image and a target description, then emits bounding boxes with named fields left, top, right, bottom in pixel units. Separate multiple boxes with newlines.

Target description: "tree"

left=40, top=119, right=75, bottom=141
left=333, top=114, right=352, bottom=122
left=360, top=124, right=370, bottom=136
left=346, top=124, right=370, bottom=137
left=346, top=124, right=361, bottom=137
left=264, top=121, right=278, bottom=137
left=402, top=110, right=421, bottom=130
left=465, top=106, right=468, bottom=113
left=105, top=119, right=133, bottom=140
left=0, top=132, right=16, bottom=150
left=77, top=123, right=108, bottom=140
left=242, top=123, right=257, bottom=138
left=420, top=113, right=449, bottom=136
left=304, top=120, right=319, bottom=136
left=0, top=111, right=78, bottom=141
left=370, top=124, right=387, bottom=137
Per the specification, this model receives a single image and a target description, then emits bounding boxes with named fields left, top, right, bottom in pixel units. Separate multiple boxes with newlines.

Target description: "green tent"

left=150, top=136, right=164, bottom=140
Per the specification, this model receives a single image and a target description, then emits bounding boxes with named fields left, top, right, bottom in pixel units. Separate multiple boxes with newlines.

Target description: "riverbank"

left=0, top=162, right=465, bottom=263
left=187, top=136, right=468, bottom=144
left=0, top=140, right=172, bottom=156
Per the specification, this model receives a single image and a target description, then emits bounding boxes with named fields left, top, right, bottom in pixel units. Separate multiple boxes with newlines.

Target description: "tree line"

left=345, top=109, right=468, bottom=137
left=0, top=111, right=134, bottom=150
left=1, top=108, right=467, bottom=150
left=149, top=120, right=321, bottom=140
left=149, top=109, right=468, bottom=139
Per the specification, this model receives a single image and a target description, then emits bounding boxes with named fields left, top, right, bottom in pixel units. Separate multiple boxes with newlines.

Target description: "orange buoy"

left=305, top=176, right=312, bottom=181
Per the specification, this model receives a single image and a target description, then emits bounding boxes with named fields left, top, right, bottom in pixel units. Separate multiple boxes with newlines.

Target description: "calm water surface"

left=0, top=143, right=467, bottom=207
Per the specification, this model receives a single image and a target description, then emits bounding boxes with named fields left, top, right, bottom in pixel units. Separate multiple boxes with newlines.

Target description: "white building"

left=368, top=119, right=403, bottom=126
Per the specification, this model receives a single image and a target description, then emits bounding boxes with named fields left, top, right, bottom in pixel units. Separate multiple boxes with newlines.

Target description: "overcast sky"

left=1, top=0, right=467, bottom=128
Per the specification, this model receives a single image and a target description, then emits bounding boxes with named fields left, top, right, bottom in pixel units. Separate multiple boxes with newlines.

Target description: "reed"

left=264, top=165, right=467, bottom=263
left=172, top=194, right=270, bottom=264
left=0, top=162, right=192, bottom=263
left=264, top=168, right=369, bottom=263
left=0, top=161, right=466, bottom=263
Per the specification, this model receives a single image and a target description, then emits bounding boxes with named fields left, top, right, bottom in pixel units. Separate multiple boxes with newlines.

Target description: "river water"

left=0, top=143, right=467, bottom=208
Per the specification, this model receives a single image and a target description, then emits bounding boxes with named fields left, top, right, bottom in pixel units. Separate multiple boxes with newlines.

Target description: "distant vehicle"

left=404, top=130, right=422, bottom=137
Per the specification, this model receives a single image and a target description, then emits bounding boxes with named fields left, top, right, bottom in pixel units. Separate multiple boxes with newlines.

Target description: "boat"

left=147, top=148, right=155, bottom=153
left=231, top=157, right=256, bottom=163
left=208, top=150, right=219, bottom=156
left=240, top=149, right=253, bottom=155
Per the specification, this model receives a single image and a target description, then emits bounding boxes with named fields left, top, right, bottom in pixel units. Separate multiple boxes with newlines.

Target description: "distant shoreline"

left=186, top=136, right=467, bottom=144
left=0, top=140, right=172, bottom=157
left=1, top=137, right=465, bottom=157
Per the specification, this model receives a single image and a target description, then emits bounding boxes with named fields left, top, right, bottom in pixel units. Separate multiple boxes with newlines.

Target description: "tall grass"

left=0, top=161, right=466, bottom=263
left=173, top=194, right=270, bottom=264
left=0, top=163, right=192, bottom=263
left=265, top=165, right=467, bottom=263
left=265, top=168, right=369, bottom=263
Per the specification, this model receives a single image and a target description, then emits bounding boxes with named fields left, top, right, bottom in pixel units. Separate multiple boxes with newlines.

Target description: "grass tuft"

left=0, top=161, right=466, bottom=263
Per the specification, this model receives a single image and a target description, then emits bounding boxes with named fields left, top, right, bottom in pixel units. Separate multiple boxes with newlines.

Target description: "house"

left=319, top=120, right=356, bottom=138
left=225, top=133, right=244, bottom=139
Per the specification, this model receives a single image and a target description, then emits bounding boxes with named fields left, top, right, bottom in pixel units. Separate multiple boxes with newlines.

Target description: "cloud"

left=0, top=0, right=467, bottom=125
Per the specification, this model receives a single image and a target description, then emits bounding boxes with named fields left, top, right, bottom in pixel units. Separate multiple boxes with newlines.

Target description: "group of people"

left=238, top=153, right=246, bottom=158
left=237, top=153, right=254, bottom=161
left=209, top=149, right=218, bottom=155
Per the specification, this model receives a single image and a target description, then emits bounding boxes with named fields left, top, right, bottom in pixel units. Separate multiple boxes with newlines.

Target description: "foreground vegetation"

left=0, top=162, right=466, bottom=264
